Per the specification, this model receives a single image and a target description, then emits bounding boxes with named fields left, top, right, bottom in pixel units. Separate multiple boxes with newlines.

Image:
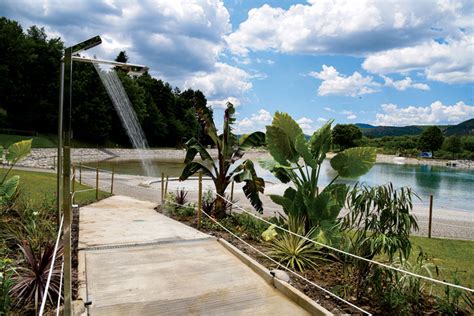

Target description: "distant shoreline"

left=17, top=148, right=474, bottom=170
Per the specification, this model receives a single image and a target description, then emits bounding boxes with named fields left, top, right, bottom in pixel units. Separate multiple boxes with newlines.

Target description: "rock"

left=270, top=269, right=290, bottom=282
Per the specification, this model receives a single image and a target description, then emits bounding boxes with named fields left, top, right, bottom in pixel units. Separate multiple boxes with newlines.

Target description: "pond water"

left=92, top=159, right=474, bottom=213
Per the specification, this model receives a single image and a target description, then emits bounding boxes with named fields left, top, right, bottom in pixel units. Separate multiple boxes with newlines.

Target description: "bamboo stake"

left=165, top=175, right=169, bottom=198
left=95, top=166, right=99, bottom=200
left=71, top=165, right=76, bottom=204
left=198, top=172, right=202, bottom=230
left=428, top=195, right=433, bottom=238
left=79, top=161, right=82, bottom=184
left=161, top=172, right=165, bottom=204
left=229, top=180, right=234, bottom=214
left=110, top=167, right=115, bottom=194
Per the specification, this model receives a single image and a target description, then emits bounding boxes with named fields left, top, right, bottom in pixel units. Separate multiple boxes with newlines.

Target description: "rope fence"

left=213, top=192, right=474, bottom=293
left=39, top=215, right=64, bottom=316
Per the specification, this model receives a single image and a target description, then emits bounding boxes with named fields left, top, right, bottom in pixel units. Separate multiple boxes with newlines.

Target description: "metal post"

left=229, top=180, right=234, bottom=214
left=62, top=47, right=73, bottom=316
left=198, top=172, right=202, bottom=230
left=428, top=195, right=433, bottom=238
left=161, top=172, right=165, bottom=204
left=56, top=61, right=64, bottom=227
left=111, top=167, right=115, bottom=194
left=96, top=167, right=99, bottom=200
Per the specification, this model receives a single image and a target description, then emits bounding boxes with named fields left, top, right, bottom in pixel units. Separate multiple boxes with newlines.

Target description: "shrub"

left=268, top=215, right=322, bottom=271
left=233, top=213, right=269, bottom=241
left=0, top=256, right=14, bottom=315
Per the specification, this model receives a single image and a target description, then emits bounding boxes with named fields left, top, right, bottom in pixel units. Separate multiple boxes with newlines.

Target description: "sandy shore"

left=17, top=147, right=474, bottom=170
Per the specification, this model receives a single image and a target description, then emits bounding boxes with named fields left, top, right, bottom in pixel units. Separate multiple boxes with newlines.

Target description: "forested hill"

left=0, top=17, right=213, bottom=147
left=356, top=119, right=474, bottom=137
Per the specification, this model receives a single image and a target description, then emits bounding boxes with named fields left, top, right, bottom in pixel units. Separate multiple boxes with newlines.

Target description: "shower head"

left=71, top=56, right=149, bottom=76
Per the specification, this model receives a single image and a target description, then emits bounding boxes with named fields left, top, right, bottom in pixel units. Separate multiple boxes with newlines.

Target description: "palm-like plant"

left=179, top=102, right=265, bottom=218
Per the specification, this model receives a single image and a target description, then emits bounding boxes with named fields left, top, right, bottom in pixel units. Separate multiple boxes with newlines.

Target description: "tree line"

left=0, top=17, right=212, bottom=147
left=332, top=123, right=474, bottom=159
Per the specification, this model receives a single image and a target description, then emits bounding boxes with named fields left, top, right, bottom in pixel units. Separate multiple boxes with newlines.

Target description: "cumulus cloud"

left=235, top=109, right=272, bottom=134
left=382, top=76, right=430, bottom=90
left=296, top=117, right=314, bottom=134
left=364, top=35, right=474, bottom=83
left=226, top=0, right=470, bottom=56
left=0, top=0, right=256, bottom=103
left=309, top=65, right=379, bottom=97
left=375, top=101, right=474, bottom=126
left=183, top=62, right=252, bottom=104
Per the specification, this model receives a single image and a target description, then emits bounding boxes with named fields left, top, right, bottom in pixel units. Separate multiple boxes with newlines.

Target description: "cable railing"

left=212, top=192, right=474, bottom=293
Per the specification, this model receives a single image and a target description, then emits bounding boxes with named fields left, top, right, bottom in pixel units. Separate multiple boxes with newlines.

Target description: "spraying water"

left=93, top=63, right=155, bottom=177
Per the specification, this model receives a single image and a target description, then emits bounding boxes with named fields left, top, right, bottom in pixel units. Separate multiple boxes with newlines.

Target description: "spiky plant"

left=268, top=215, right=322, bottom=272
left=10, top=242, right=63, bottom=313
left=175, top=188, right=188, bottom=206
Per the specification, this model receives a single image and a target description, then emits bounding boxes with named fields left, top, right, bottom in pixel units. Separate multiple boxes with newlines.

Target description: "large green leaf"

left=308, top=184, right=348, bottom=225
left=295, top=134, right=317, bottom=168
left=222, top=103, right=237, bottom=161
left=179, top=162, right=214, bottom=181
left=233, top=160, right=264, bottom=213
left=309, top=120, right=332, bottom=163
left=265, top=126, right=297, bottom=165
left=184, top=138, right=213, bottom=164
left=239, top=131, right=265, bottom=148
left=0, top=175, right=19, bottom=200
left=272, top=112, right=303, bottom=143
left=195, top=102, right=219, bottom=145
left=258, top=158, right=291, bottom=183
left=6, top=139, right=32, bottom=163
left=330, top=147, right=376, bottom=178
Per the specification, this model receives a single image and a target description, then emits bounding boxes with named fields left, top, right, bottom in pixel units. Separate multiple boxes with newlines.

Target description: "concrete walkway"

left=77, top=195, right=320, bottom=315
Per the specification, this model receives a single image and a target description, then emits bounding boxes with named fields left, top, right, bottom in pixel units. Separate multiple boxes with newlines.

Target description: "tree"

left=443, top=136, right=463, bottom=158
left=419, top=126, right=444, bottom=156
left=179, top=102, right=266, bottom=218
left=332, top=124, right=362, bottom=150
left=115, top=51, right=128, bottom=63
left=262, top=114, right=376, bottom=236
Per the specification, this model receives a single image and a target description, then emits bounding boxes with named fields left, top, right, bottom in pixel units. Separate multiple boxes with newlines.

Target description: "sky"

left=1, top=0, right=473, bottom=134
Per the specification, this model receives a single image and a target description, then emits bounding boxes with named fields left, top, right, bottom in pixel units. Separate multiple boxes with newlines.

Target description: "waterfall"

left=93, top=63, right=155, bottom=177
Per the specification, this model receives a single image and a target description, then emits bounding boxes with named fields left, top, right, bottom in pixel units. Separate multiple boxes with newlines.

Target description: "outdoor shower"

left=58, top=35, right=148, bottom=315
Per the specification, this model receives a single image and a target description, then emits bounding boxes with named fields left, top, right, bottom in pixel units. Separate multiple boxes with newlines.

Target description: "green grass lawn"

left=410, top=236, right=474, bottom=290
left=0, top=133, right=56, bottom=148
left=1, top=168, right=110, bottom=206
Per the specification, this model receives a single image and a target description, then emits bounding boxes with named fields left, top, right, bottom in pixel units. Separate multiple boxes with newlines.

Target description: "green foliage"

left=419, top=126, right=444, bottom=154
left=332, top=124, right=362, bottom=150
left=268, top=215, right=322, bottom=271
left=232, top=213, right=269, bottom=241
left=436, top=273, right=473, bottom=315
left=180, top=102, right=265, bottom=218
left=0, top=256, right=14, bottom=315
left=443, top=135, right=463, bottom=158
left=262, top=114, right=376, bottom=232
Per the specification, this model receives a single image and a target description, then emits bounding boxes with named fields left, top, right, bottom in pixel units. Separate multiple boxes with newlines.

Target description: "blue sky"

left=1, top=0, right=473, bottom=134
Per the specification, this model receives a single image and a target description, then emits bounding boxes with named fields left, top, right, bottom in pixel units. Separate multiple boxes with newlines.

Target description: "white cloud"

left=363, top=35, right=474, bottom=83
left=347, top=114, right=357, bottom=120
left=382, top=76, right=430, bottom=90
left=317, top=117, right=327, bottom=122
left=0, top=0, right=257, bottom=103
left=226, top=0, right=470, bottom=56
left=296, top=117, right=314, bottom=134
left=375, top=101, right=474, bottom=126
left=183, top=62, right=252, bottom=104
left=235, top=109, right=272, bottom=134
left=324, top=107, right=335, bottom=113
left=309, top=65, right=379, bottom=97
left=207, top=97, right=241, bottom=109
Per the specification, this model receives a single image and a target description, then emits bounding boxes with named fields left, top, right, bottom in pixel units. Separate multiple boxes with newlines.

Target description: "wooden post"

left=428, top=195, right=433, bottom=238
left=229, top=180, right=234, bottom=214
left=72, top=165, right=76, bottom=202
left=198, top=172, right=202, bottom=230
left=79, top=161, right=82, bottom=184
left=161, top=172, right=165, bottom=204
left=53, top=156, right=56, bottom=170
left=95, top=167, right=99, bottom=200
left=165, top=175, right=169, bottom=198
left=110, top=167, right=115, bottom=194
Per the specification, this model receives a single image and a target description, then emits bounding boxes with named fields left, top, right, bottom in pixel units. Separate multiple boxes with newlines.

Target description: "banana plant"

left=261, top=112, right=376, bottom=237
left=179, top=102, right=265, bottom=218
left=0, top=140, right=32, bottom=204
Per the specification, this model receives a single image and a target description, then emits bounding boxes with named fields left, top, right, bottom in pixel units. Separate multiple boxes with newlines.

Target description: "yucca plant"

left=180, top=102, right=265, bottom=218
left=10, top=242, right=63, bottom=314
left=268, top=215, right=322, bottom=271
left=175, top=188, right=188, bottom=206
